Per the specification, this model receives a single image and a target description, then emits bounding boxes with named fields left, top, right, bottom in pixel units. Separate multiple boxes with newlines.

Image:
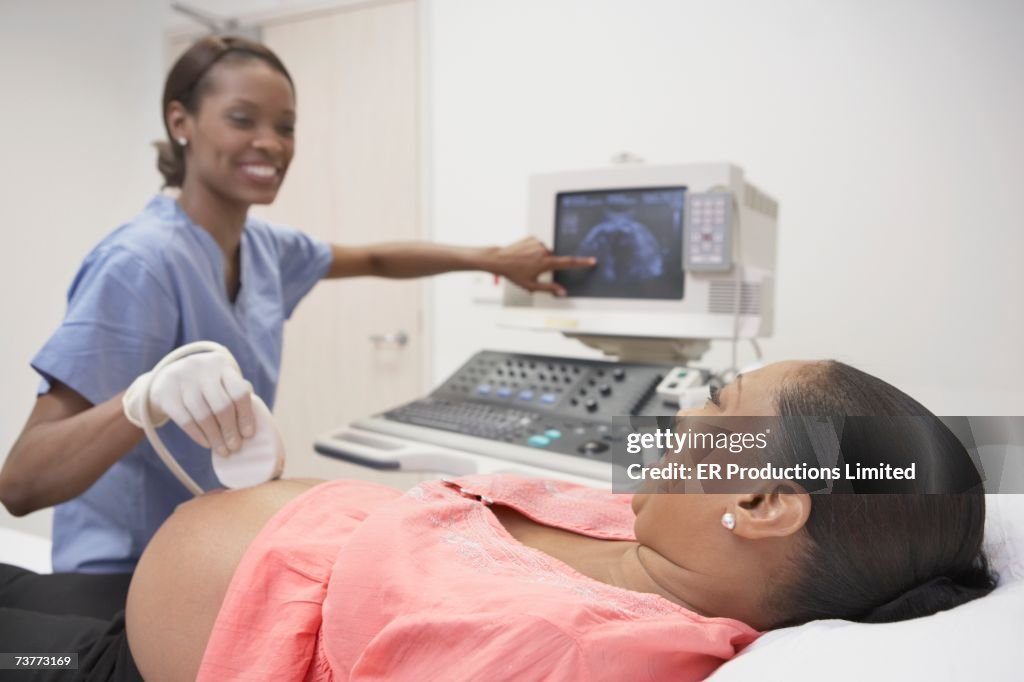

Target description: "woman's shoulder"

left=71, top=195, right=195, bottom=292
left=90, top=194, right=176, bottom=249
left=90, top=195, right=196, bottom=263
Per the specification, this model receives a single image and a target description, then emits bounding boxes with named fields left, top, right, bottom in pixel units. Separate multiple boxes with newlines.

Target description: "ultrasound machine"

left=315, top=163, right=779, bottom=487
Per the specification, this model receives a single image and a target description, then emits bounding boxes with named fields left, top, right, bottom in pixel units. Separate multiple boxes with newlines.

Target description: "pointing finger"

left=546, top=255, right=597, bottom=270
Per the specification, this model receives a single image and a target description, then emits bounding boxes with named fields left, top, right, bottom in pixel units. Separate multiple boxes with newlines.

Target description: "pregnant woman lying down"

left=0, top=359, right=993, bottom=680
left=119, top=360, right=995, bottom=681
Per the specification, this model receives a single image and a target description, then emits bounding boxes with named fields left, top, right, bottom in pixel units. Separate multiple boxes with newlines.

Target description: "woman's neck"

left=491, top=505, right=771, bottom=628
left=629, top=544, right=771, bottom=629
left=176, top=181, right=248, bottom=258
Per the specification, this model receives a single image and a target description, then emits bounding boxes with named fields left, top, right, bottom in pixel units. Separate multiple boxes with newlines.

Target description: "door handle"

left=369, top=331, right=409, bottom=348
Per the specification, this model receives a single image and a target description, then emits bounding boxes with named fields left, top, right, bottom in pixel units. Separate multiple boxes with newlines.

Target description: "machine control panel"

left=684, top=192, right=733, bottom=271
left=381, top=350, right=701, bottom=463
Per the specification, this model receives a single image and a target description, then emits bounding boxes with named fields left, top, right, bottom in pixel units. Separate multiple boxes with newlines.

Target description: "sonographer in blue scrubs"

left=0, top=35, right=594, bottom=574
left=30, top=195, right=329, bottom=573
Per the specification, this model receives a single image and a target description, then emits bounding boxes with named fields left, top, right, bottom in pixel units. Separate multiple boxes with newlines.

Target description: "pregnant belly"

left=125, top=479, right=321, bottom=681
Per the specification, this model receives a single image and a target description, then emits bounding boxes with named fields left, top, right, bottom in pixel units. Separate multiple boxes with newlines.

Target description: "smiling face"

left=167, top=57, right=296, bottom=208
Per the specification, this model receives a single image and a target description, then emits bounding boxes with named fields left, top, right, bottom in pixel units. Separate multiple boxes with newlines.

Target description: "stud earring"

left=721, top=512, right=736, bottom=531
left=176, top=137, right=188, bottom=147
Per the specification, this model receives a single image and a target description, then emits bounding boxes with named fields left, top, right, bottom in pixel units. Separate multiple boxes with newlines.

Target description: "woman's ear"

left=730, top=482, right=810, bottom=540
left=166, top=101, right=191, bottom=142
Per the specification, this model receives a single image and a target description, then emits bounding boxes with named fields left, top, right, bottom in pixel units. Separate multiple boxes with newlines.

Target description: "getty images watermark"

left=610, top=416, right=1024, bottom=494
left=624, top=425, right=916, bottom=483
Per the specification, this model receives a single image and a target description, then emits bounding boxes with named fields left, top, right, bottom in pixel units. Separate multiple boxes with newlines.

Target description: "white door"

left=170, top=0, right=427, bottom=484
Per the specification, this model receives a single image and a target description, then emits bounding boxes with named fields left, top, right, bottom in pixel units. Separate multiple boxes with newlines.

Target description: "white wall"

left=3, top=0, right=1023, bottom=540
left=427, top=0, right=1024, bottom=415
left=0, top=0, right=165, bottom=536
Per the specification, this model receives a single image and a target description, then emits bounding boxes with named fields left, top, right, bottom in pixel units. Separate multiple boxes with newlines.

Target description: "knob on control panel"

left=578, top=440, right=609, bottom=455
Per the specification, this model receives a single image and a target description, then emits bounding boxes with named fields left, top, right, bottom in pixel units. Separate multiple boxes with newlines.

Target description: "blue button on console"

left=544, top=429, right=562, bottom=439
left=518, top=390, right=534, bottom=401
left=540, top=393, right=556, bottom=405
left=527, top=435, right=551, bottom=447
left=496, top=387, right=512, bottom=398
left=476, top=384, right=492, bottom=395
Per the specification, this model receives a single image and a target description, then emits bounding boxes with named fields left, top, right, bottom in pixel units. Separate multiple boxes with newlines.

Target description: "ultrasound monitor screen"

left=553, top=186, right=685, bottom=300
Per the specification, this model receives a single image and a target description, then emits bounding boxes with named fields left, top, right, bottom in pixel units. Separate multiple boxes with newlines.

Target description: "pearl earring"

left=721, top=512, right=736, bottom=531
left=176, top=137, right=188, bottom=147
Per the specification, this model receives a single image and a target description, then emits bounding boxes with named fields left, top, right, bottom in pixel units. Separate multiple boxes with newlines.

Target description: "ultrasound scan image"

left=554, top=187, right=685, bottom=299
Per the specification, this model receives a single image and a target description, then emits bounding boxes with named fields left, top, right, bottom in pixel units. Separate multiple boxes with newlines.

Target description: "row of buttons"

left=478, top=384, right=559, bottom=404
left=494, top=366, right=628, bottom=381
left=502, top=359, right=582, bottom=372
left=525, top=430, right=610, bottom=456
left=692, top=209, right=726, bottom=221
left=691, top=197, right=727, bottom=210
left=527, top=429, right=564, bottom=447
left=496, top=369, right=575, bottom=382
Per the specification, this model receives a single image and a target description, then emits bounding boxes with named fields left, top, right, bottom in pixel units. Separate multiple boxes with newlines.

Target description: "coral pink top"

left=198, top=475, right=758, bottom=681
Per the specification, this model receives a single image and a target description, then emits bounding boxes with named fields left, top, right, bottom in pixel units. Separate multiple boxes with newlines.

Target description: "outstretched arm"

left=326, top=237, right=595, bottom=295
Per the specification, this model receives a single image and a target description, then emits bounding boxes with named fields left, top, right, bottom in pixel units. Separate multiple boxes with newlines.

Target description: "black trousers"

left=0, top=563, right=143, bottom=681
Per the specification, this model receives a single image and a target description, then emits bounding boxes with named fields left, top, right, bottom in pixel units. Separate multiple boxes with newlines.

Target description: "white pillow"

left=985, top=494, right=1024, bottom=584
left=709, top=495, right=1024, bottom=681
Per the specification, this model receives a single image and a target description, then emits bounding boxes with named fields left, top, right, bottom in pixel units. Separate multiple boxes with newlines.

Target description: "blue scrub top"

left=32, top=194, right=332, bottom=573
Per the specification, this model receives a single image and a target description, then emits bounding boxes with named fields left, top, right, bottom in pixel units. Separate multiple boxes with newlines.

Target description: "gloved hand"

left=123, top=342, right=257, bottom=456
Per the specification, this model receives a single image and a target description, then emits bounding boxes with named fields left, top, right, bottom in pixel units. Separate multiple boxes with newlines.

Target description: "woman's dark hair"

left=156, top=35, right=294, bottom=188
left=773, top=360, right=997, bottom=626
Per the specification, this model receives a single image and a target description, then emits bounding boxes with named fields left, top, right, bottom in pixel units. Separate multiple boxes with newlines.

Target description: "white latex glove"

left=124, top=343, right=256, bottom=456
